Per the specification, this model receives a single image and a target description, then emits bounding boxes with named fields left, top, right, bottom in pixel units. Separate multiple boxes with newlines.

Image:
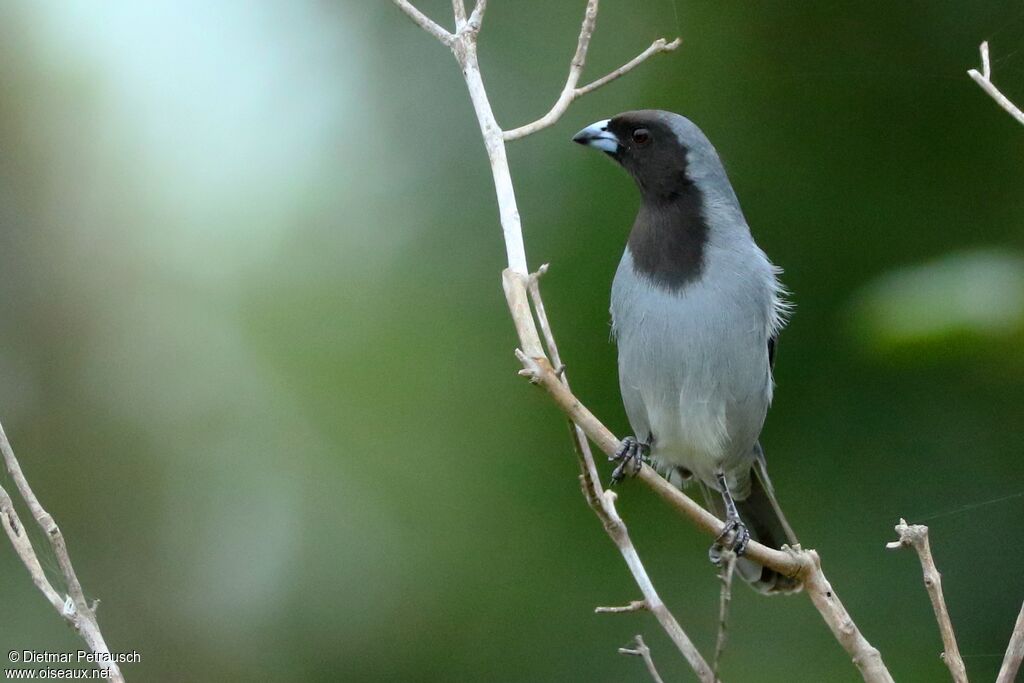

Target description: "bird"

left=572, top=110, right=800, bottom=594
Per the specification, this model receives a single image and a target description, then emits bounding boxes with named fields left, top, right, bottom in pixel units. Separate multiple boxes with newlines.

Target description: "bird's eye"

left=631, top=128, right=651, bottom=145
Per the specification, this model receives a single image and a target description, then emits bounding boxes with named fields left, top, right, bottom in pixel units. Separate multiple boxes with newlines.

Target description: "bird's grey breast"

left=611, top=243, right=779, bottom=485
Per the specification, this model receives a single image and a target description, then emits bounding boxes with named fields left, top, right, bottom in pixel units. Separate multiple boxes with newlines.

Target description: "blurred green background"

left=1, top=1, right=1023, bottom=681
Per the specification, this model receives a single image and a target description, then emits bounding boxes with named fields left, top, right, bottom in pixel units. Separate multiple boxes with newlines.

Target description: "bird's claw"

left=709, top=518, right=750, bottom=564
left=610, top=436, right=649, bottom=483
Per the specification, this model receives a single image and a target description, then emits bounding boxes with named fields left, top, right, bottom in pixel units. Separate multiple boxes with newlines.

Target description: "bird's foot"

left=610, top=436, right=649, bottom=483
left=709, top=517, right=750, bottom=565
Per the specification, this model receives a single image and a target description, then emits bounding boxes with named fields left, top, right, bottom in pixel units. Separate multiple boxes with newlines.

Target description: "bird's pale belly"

left=618, top=338, right=769, bottom=487
left=612, top=257, right=773, bottom=490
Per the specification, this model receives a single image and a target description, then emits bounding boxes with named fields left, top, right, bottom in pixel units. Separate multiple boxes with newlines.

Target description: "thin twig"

left=0, top=484, right=65, bottom=613
left=967, top=41, right=1024, bottom=126
left=502, top=0, right=679, bottom=141
left=528, top=267, right=604, bottom=512
left=466, top=0, right=486, bottom=32
left=596, top=599, right=648, bottom=614
left=598, top=488, right=715, bottom=681
left=0, top=422, right=124, bottom=682
left=619, top=635, right=666, bottom=683
left=996, top=601, right=1024, bottom=683
left=713, top=550, right=736, bottom=680
left=887, top=519, right=968, bottom=683
left=451, top=0, right=466, bottom=30
left=575, top=38, right=682, bottom=98
left=392, top=0, right=455, bottom=46
left=526, top=264, right=595, bottom=500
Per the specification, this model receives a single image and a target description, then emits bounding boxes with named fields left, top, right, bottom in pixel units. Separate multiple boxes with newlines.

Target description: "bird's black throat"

left=628, top=186, right=709, bottom=291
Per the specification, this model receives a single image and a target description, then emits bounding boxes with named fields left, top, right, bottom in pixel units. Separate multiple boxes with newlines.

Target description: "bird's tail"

left=701, top=446, right=802, bottom=594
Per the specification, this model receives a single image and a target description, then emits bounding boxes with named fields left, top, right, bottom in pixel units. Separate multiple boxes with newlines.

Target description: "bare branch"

left=997, top=601, right=1024, bottom=683
left=500, top=0, right=598, bottom=142
left=0, top=484, right=64, bottom=613
left=596, top=599, right=647, bottom=614
left=887, top=519, right=967, bottom=683
left=713, top=550, right=737, bottom=680
left=599, top=488, right=716, bottom=681
left=452, top=0, right=466, bottom=30
left=0, top=422, right=124, bottom=682
left=571, top=0, right=601, bottom=78
left=502, top=0, right=680, bottom=143
left=576, top=38, right=682, bottom=97
left=798, top=551, right=894, bottom=683
left=526, top=264, right=561, bottom=379
left=619, top=635, right=666, bottom=683
left=392, top=0, right=455, bottom=46
left=968, top=41, right=1024, bottom=127
left=460, top=49, right=532, bottom=276
left=466, top=0, right=486, bottom=32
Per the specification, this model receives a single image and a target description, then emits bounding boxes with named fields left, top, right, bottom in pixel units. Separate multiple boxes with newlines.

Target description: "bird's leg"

left=708, top=472, right=750, bottom=564
left=610, top=436, right=650, bottom=483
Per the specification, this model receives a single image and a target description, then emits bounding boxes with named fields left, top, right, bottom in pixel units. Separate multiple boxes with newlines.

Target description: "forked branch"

left=619, top=634, right=666, bottom=683
left=503, top=0, right=680, bottom=141
left=886, top=519, right=967, bottom=683
left=393, top=0, right=455, bottom=45
left=967, top=41, right=1024, bottom=126
left=0, top=423, right=124, bottom=682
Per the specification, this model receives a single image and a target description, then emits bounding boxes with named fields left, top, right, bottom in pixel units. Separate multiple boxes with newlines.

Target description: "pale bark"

left=968, top=41, right=1024, bottom=126
left=887, top=519, right=968, bottom=682
left=996, top=601, right=1024, bottom=683
left=0, top=422, right=124, bottom=682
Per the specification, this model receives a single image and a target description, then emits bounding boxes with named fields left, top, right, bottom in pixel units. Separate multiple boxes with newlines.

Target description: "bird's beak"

left=572, top=119, right=620, bottom=155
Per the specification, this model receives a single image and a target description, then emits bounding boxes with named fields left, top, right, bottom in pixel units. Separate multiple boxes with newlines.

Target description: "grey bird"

left=573, top=110, right=800, bottom=594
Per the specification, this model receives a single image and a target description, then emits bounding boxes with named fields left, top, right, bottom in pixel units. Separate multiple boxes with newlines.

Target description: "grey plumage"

left=574, top=110, right=799, bottom=594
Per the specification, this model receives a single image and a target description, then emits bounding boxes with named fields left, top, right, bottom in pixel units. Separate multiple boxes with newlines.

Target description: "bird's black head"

left=573, top=110, right=692, bottom=201
left=574, top=110, right=721, bottom=288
